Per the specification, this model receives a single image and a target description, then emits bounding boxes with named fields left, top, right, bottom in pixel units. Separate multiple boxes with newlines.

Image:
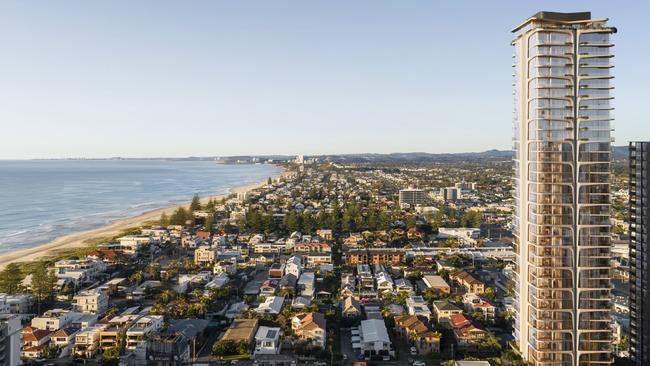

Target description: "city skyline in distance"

left=2, top=1, right=649, bottom=159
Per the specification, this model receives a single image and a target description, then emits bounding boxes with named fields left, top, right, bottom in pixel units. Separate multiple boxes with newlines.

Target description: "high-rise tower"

left=629, top=141, right=649, bottom=366
left=511, top=12, right=615, bottom=366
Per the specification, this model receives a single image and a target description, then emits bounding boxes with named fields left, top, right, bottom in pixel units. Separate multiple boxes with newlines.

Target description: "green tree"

left=30, top=264, right=57, bottom=305
left=190, top=195, right=202, bottom=212
left=170, top=207, right=190, bottom=226
left=204, top=213, right=215, bottom=233
left=159, top=212, right=169, bottom=226
left=0, top=263, right=24, bottom=294
left=212, top=340, right=237, bottom=356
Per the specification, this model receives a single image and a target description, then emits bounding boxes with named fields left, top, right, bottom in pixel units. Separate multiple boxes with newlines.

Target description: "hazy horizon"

left=2, top=0, right=649, bottom=159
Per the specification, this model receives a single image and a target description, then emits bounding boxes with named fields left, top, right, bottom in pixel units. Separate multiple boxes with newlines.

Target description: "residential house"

left=259, top=279, right=279, bottom=297
left=394, top=278, right=414, bottom=294
left=126, top=315, right=164, bottom=350
left=213, top=261, right=237, bottom=275
left=462, top=293, right=496, bottom=322
left=394, top=315, right=441, bottom=354
left=449, top=313, right=488, bottom=347
left=21, top=326, right=52, bottom=359
left=31, top=309, right=82, bottom=331
left=342, top=296, right=362, bottom=318
left=255, top=296, right=284, bottom=315
left=291, top=313, right=327, bottom=349
left=357, top=319, right=393, bottom=358
left=253, top=326, right=282, bottom=357
left=298, top=272, right=315, bottom=297
left=73, top=325, right=107, bottom=358
left=284, top=255, right=302, bottom=278
left=449, top=270, right=485, bottom=294
left=316, top=229, right=333, bottom=241
left=433, top=301, right=464, bottom=328
left=269, top=263, right=285, bottom=279
left=423, top=275, right=451, bottom=294
left=221, top=319, right=259, bottom=353
left=406, top=296, right=432, bottom=320
left=376, top=272, right=394, bottom=293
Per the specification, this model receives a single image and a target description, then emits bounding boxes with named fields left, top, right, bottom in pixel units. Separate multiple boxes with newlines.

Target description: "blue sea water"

left=0, top=160, right=280, bottom=253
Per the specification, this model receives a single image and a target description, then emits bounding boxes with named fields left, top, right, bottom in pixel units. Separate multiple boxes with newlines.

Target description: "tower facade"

left=630, top=141, right=649, bottom=366
left=511, top=12, right=615, bottom=366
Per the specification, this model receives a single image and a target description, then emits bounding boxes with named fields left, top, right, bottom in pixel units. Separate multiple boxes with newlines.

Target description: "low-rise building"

left=21, top=326, right=52, bottom=359
left=462, top=293, right=496, bottom=321
left=346, top=248, right=405, bottom=265
left=291, top=312, right=327, bottom=349
left=253, top=326, right=282, bottom=357
left=394, top=315, right=441, bottom=354
left=449, top=270, right=485, bottom=294
left=255, top=296, right=284, bottom=315
left=72, top=289, right=108, bottom=314
left=357, top=319, right=393, bottom=358
left=422, top=275, right=451, bottom=294
left=221, top=319, right=259, bottom=350
left=406, top=296, right=432, bottom=320
left=73, top=325, right=107, bottom=358
left=194, top=246, right=217, bottom=266
left=449, top=313, right=488, bottom=347
left=284, top=255, right=302, bottom=278
left=126, top=315, right=164, bottom=350
left=306, top=253, right=332, bottom=268
left=433, top=301, right=463, bottom=328
left=342, top=296, right=362, bottom=318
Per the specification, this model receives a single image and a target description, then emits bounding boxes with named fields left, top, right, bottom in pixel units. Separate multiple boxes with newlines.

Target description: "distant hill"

left=112, top=146, right=629, bottom=164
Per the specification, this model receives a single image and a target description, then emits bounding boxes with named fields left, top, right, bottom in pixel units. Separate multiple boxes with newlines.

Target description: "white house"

left=253, top=326, right=282, bottom=357
left=406, top=296, right=432, bottom=320
left=125, top=315, right=164, bottom=350
left=375, top=272, right=394, bottom=293
left=357, top=319, right=392, bottom=357
left=285, top=255, right=302, bottom=278
left=255, top=296, right=284, bottom=315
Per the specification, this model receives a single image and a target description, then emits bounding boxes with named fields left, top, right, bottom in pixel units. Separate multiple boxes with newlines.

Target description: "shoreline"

left=0, top=172, right=281, bottom=269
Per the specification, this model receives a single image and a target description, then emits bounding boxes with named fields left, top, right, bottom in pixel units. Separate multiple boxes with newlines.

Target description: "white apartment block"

left=72, top=289, right=108, bottom=314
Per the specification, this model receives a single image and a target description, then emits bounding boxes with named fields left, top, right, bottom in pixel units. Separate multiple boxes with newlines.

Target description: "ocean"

left=0, top=160, right=280, bottom=254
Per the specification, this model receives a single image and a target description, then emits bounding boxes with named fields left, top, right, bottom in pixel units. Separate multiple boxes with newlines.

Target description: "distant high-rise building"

left=630, top=142, right=650, bottom=366
left=440, top=187, right=460, bottom=201
left=399, top=188, right=425, bottom=207
left=511, top=11, right=615, bottom=366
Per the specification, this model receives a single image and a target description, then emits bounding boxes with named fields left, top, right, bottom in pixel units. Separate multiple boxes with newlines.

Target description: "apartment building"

left=72, top=289, right=108, bottom=314
left=630, top=141, right=650, bottom=366
left=512, top=11, right=616, bottom=366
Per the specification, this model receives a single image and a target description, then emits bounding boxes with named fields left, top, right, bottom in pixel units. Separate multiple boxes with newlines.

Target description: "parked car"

left=410, top=346, right=418, bottom=355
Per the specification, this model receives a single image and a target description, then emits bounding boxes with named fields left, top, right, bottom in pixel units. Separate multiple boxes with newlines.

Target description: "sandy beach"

left=0, top=176, right=277, bottom=269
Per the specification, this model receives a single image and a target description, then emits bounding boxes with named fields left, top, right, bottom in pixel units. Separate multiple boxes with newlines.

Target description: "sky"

left=1, top=1, right=648, bottom=159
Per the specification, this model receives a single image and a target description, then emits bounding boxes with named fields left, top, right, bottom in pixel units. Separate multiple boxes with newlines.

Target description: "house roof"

left=22, top=326, right=52, bottom=342
left=433, top=301, right=462, bottom=312
left=222, top=319, right=259, bottom=343
left=360, top=319, right=390, bottom=343
left=293, top=312, right=326, bottom=332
